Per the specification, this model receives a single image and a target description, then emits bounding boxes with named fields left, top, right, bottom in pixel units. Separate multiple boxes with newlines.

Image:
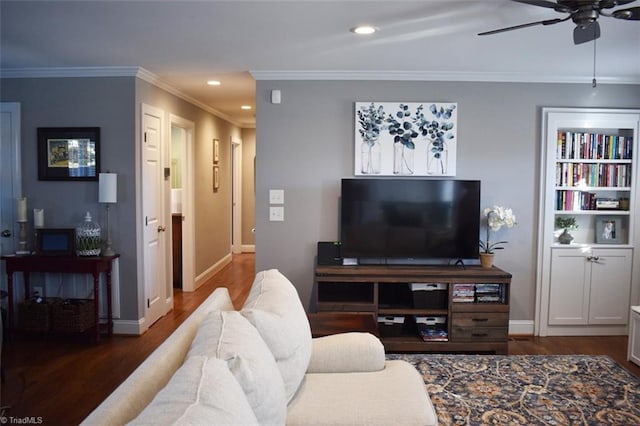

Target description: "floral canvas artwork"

left=355, top=102, right=457, bottom=176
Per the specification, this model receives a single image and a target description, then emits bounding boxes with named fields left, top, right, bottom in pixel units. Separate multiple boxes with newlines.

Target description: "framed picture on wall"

left=213, top=165, right=220, bottom=192
left=213, top=138, right=220, bottom=164
left=37, top=127, right=100, bottom=180
left=595, top=216, right=622, bottom=244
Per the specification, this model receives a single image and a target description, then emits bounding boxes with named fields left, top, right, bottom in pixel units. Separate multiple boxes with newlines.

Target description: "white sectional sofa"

left=82, top=269, right=437, bottom=425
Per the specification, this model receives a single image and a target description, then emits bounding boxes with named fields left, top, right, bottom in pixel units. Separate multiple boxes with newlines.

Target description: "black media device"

left=340, top=178, right=481, bottom=263
left=317, top=241, right=342, bottom=265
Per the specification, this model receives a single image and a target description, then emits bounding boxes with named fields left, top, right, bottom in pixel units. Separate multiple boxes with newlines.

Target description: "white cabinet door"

left=589, top=249, right=632, bottom=325
left=548, top=249, right=590, bottom=325
left=549, top=247, right=632, bottom=327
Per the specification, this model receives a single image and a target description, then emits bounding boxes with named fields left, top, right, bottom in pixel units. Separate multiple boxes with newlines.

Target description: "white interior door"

left=141, top=104, right=167, bottom=328
left=1, top=103, right=21, bottom=307
left=0, top=103, right=20, bottom=256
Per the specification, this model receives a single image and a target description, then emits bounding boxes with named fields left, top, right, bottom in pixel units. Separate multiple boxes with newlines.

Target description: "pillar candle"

left=17, top=197, right=27, bottom=221
left=34, top=208, right=44, bottom=228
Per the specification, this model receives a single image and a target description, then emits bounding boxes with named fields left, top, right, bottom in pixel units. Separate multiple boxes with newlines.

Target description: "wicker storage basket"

left=18, top=298, right=58, bottom=332
left=52, top=299, right=95, bottom=333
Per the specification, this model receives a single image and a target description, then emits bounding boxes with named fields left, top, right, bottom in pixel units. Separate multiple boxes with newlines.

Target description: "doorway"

left=169, top=115, right=195, bottom=291
left=231, top=137, right=242, bottom=254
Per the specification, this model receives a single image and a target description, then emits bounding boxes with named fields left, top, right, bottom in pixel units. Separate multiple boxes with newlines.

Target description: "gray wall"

left=1, top=76, right=244, bottom=323
left=255, top=80, right=640, bottom=322
left=1, top=76, right=140, bottom=318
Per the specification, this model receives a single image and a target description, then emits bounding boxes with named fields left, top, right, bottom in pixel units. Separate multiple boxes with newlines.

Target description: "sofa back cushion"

left=128, top=356, right=259, bottom=425
left=187, top=310, right=287, bottom=425
left=241, top=269, right=312, bottom=402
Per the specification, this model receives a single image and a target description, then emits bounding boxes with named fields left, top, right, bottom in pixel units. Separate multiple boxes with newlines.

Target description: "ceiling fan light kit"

left=479, top=0, right=640, bottom=44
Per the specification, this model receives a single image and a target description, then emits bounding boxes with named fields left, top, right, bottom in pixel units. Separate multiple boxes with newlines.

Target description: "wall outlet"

left=34, top=286, right=44, bottom=297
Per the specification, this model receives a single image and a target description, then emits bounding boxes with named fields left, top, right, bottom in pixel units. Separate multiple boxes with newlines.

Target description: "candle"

left=17, top=197, right=27, bottom=221
left=34, top=208, right=44, bottom=228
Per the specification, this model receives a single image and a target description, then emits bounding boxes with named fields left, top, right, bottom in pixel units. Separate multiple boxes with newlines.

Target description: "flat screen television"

left=340, top=178, right=480, bottom=263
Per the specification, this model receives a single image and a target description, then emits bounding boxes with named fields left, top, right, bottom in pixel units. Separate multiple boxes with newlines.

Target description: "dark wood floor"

left=2, top=252, right=638, bottom=425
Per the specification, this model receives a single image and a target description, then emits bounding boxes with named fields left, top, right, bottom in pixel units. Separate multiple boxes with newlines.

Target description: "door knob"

left=157, top=225, right=166, bottom=233
left=1, top=229, right=11, bottom=237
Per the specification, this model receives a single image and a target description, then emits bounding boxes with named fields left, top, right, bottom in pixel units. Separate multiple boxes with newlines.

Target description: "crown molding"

left=250, top=70, right=640, bottom=85
left=0, top=66, right=248, bottom=127
left=0, top=66, right=141, bottom=79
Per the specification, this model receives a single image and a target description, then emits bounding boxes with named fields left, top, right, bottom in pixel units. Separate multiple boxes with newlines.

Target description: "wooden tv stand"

left=315, top=264, right=512, bottom=354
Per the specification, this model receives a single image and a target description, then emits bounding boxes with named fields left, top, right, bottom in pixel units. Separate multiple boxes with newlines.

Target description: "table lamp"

left=99, top=172, right=117, bottom=256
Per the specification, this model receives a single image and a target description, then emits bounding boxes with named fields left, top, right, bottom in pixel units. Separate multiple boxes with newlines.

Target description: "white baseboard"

left=113, top=318, right=146, bottom=335
left=509, top=320, right=534, bottom=335
left=194, top=253, right=233, bottom=291
left=241, top=244, right=255, bottom=253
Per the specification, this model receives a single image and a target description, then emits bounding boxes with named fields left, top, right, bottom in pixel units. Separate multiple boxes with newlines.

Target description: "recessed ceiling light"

left=350, top=25, right=377, bottom=35
left=241, top=105, right=252, bottom=110
left=207, top=80, right=221, bottom=86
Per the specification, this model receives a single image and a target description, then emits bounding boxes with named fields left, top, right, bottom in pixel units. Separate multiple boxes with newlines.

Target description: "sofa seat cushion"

left=286, top=360, right=437, bottom=426
left=187, top=310, right=287, bottom=426
left=241, top=269, right=312, bottom=402
left=127, top=356, right=259, bottom=425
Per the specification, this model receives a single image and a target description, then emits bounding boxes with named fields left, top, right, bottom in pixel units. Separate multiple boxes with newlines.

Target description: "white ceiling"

left=1, top=0, right=639, bottom=127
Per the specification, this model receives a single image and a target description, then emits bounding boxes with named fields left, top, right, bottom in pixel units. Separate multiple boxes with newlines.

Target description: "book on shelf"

left=557, top=131, right=633, bottom=161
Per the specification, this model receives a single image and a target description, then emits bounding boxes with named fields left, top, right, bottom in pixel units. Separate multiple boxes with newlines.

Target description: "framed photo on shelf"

left=37, top=127, right=100, bottom=181
left=595, top=216, right=622, bottom=244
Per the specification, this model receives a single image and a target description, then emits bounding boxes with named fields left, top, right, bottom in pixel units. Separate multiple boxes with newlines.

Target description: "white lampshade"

left=99, top=173, right=118, bottom=203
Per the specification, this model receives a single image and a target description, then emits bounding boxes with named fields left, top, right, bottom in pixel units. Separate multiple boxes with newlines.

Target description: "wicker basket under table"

left=18, top=298, right=59, bottom=332
left=52, top=299, right=95, bottom=333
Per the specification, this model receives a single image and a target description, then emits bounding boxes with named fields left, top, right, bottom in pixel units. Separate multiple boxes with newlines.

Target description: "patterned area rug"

left=387, top=354, right=640, bottom=425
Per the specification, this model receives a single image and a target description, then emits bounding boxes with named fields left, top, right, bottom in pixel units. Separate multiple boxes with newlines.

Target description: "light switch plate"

left=269, top=189, right=284, bottom=204
left=269, top=206, right=284, bottom=221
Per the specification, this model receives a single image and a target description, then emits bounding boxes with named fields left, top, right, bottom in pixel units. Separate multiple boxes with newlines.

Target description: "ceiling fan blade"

left=612, top=6, right=640, bottom=19
left=511, top=0, right=573, bottom=13
left=478, top=17, right=566, bottom=36
left=599, top=0, right=636, bottom=9
left=573, top=21, right=601, bottom=44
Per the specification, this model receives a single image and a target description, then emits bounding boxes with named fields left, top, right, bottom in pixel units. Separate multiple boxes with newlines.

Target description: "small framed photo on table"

left=595, top=216, right=622, bottom=244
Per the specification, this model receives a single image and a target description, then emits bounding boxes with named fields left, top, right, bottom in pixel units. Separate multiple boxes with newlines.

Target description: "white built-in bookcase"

left=536, top=108, right=640, bottom=336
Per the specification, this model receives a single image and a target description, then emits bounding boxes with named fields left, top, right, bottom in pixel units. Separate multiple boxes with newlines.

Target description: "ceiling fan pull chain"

left=592, top=28, right=597, bottom=88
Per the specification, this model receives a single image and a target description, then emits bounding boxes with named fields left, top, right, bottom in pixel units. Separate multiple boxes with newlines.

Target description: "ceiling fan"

left=479, top=0, right=640, bottom=44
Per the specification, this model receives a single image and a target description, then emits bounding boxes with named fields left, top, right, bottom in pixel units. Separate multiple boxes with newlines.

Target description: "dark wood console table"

left=1, top=254, right=119, bottom=342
